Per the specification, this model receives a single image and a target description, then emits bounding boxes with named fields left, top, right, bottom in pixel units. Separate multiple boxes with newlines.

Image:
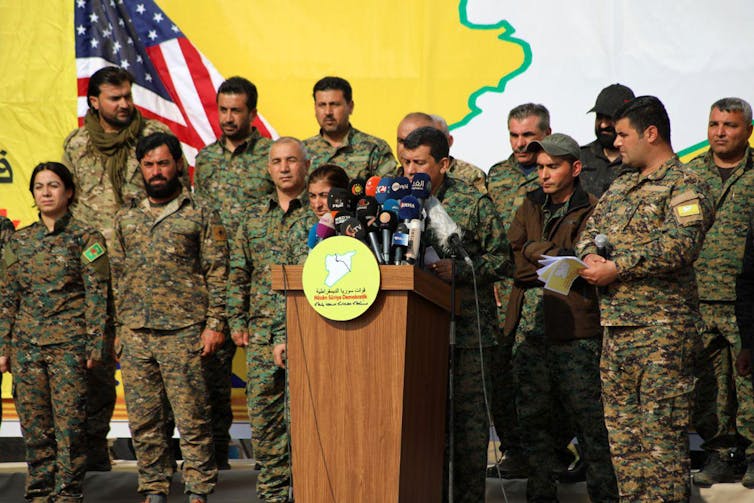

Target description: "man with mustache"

left=194, top=76, right=275, bottom=469
left=304, top=76, right=396, bottom=179
left=62, top=66, right=185, bottom=472
left=112, top=132, right=228, bottom=503
left=579, top=84, right=636, bottom=197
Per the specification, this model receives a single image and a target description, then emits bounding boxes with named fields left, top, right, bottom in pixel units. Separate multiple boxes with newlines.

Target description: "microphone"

left=410, top=173, right=432, bottom=212
left=307, top=223, right=319, bottom=249
left=365, top=176, right=381, bottom=197
left=366, top=219, right=384, bottom=264
left=333, top=211, right=354, bottom=232
left=391, top=176, right=411, bottom=200
left=355, top=196, right=379, bottom=227
left=595, top=233, right=611, bottom=259
left=349, top=178, right=366, bottom=199
left=375, top=177, right=393, bottom=205
left=378, top=210, right=397, bottom=264
left=425, top=196, right=472, bottom=266
left=392, top=222, right=410, bottom=265
left=405, top=219, right=423, bottom=265
left=338, top=217, right=366, bottom=241
left=315, top=213, right=336, bottom=241
left=398, top=196, right=421, bottom=224
left=328, top=187, right=353, bottom=213
left=382, top=198, right=400, bottom=216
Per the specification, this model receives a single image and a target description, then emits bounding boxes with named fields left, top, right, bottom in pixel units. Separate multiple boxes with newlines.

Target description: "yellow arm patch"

left=670, top=190, right=703, bottom=226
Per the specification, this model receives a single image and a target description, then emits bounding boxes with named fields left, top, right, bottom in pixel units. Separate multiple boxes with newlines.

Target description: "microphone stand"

left=448, top=255, right=457, bottom=503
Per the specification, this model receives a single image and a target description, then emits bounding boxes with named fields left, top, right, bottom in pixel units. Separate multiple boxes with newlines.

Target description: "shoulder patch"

left=83, top=242, right=106, bottom=263
left=670, top=190, right=703, bottom=225
left=212, top=225, right=228, bottom=242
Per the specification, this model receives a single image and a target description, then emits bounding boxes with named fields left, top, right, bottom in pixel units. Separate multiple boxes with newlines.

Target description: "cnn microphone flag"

left=74, top=0, right=277, bottom=171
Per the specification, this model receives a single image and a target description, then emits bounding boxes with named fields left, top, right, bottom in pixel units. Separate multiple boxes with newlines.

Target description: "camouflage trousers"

left=247, top=343, right=290, bottom=503
left=443, top=346, right=492, bottom=503
left=12, top=338, right=88, bottom=502
left=491, top=279, right=522, bottom=453
left=514, top=335, right=618, bottom=502
left=85, top=345, right=116, bottom=464
left=693, top=302, right=754, bottom=456
left=120, top=325, right=217, bottom=496
left=202, top=333, right=236, bottom=462
left=602, top=323, right=697, bottom=502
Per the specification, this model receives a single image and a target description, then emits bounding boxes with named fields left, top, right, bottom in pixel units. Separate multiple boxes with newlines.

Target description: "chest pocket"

left=624, top=184, right=668, bottom=234
left=166, top=219, right=201, bottom=260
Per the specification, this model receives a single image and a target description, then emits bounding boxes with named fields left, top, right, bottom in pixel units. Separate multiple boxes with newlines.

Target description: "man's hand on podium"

left=273, top=343, right=287, bottom=369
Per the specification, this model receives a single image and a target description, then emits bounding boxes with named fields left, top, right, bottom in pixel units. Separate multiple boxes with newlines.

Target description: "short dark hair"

left=402, top=126, right=449, bottom=162
left=711, top=97, right=753, bottom=124
left=29, top=162, right=76, bottom=206
left=308, top=164, right=349, bottom=190
left=312, top=76, right=352, bottom=102
left=87, top=66, right=134, bottom=111
left=136, top=132, right=182, bottom=162
left=217, top=76, right=258, bottom=110
left=614, top=95, right=671, bottom=144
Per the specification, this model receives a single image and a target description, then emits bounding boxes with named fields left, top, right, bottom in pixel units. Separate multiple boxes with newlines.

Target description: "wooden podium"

left=271, top=265, right=452, bottom=502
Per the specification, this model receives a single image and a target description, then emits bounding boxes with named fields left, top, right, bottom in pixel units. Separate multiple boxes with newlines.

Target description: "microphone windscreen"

left=391, top=176, right=411, bottom=199
left=410, top=173, right=432, bottom=199
left=307, top=224, right=319, bottom=248
left=333, top=210, right=353, bottom=231
left=375, top=177, right=393, bottom=204
left=338, top=217, right=366, bottom=241
left=328, top=187, right=352, bottom=212
left=398, top=196, right=420, bottom=220
left=382, top=199, right=400, bottom=215
left=365, top=176, right=382, bottom=197
left=355, top=196, right=379, bottom=225
left=316, top=214, right=336, bottom=240
left=378, top=210, right=397, bottom=231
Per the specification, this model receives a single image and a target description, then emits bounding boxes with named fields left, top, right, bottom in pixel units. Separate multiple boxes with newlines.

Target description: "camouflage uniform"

left=227, top=196, right=313, bottom=503
left=62, top=117, right=180, bottom=468
left=737, top=210, right=754, bottom=373
left=485, top=155, right=539, bottom=457
left=575, top=157, right=715, bottom=501
left=0, top=215, right=14, bottom=427
left=686, top=148, right=754, bottom=459
left=425, top=176, right=511, bottom=503
left=507, top=185, right=618, bottom=502
left=194, top=127, right=274, bottom=466
left=579, top=140, right=626, bottom=198
left=0, top=212, right=109, bottom=502
left=303, top=125, right=396, bottom=179
left=448, top=157, right=487, bottom=194
left=111, top=187, right=227, bottom=497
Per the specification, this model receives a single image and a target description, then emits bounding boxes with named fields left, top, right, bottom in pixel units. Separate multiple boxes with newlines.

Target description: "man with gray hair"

left=688, top=97, right=754, bottom=487
left=227, top=137, right=314, bottom=503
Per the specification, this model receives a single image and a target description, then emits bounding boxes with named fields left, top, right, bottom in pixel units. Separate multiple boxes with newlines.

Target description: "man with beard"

left=111, top=132, right=227, bottom=503
left=62, top=66, right=185, bottom=472
left=579, top=84, right=635, bottom=197
left=304, top=76, right=396, bottom=179
left=194, top=76, right=274, bottom=469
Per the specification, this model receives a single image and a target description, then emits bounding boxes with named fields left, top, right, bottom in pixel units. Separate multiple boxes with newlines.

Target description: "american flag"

left=74, top=0, right=277, bottom=170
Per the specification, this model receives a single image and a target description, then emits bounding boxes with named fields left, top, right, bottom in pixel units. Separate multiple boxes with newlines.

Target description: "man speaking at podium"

left=400, top=126, right=512, bottom=502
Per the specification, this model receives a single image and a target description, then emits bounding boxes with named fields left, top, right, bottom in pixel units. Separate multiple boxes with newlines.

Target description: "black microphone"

left=328, top=187, right=353, bottom=213
left=392, top=222, right=410, bottom=265
left=366, top=219, right=384, bottom=264
left=595, top=233, right=611, bottom=259
left=338, top=217, right=366, bottom=241
left=378, top=211, right=397, bottom=264
left=349, top=178, right=366, bottom=199
left=333, top=211, right=354, bottom=232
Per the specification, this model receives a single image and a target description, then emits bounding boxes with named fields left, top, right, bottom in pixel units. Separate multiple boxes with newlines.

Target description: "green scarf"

left=84, top=108, right=145, bottom=205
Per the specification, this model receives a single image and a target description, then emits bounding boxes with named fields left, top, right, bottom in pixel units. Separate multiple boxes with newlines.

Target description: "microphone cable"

left=469, top=262, right=510, bottom=503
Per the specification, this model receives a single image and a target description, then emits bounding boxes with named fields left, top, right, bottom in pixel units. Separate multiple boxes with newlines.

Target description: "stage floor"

left=0, top=460, right=752, bottom=502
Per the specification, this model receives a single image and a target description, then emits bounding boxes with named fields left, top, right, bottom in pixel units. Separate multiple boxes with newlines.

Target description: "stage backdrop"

left=2, top=0, right=754, bottom=432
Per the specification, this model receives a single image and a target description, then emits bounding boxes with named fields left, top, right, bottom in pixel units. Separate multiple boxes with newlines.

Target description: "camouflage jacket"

left=575, top=157, right=715, bottom=326
left=686, top=147, right=754, bottom=301
left=304, top=125, right=396, bottom=179
left=0, top=213, right=109, bottom=360
left=427, top=176, right=512, bottom=348
left=736, top=210, right=754, bottom=349
left=62, top=119, right=186, bottom=246
left=486, top=155, right=540, bottom=229
left=194, top=128, right=275, bottom=241
left=0, top=216, right=14, bottom=250
left=449, top=157, right=487, bottom=194
left=111, top=187, right=228, bottom=332
left=227, top=196, right=313, bottom=345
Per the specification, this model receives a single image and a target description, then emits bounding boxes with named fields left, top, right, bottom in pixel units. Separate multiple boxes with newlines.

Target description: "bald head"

left=397, top=112, right=435, bottom=159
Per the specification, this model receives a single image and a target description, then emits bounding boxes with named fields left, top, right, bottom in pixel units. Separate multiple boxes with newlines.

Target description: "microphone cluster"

left=308, top=173, right=432, bottom=266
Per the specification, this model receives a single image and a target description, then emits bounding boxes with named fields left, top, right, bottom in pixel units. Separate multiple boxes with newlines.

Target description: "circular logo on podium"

left=302, top=236, right=381, bottom=321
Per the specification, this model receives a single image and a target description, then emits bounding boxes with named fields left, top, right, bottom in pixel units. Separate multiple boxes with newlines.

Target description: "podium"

left=271, top=265, right=453, bottom=502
